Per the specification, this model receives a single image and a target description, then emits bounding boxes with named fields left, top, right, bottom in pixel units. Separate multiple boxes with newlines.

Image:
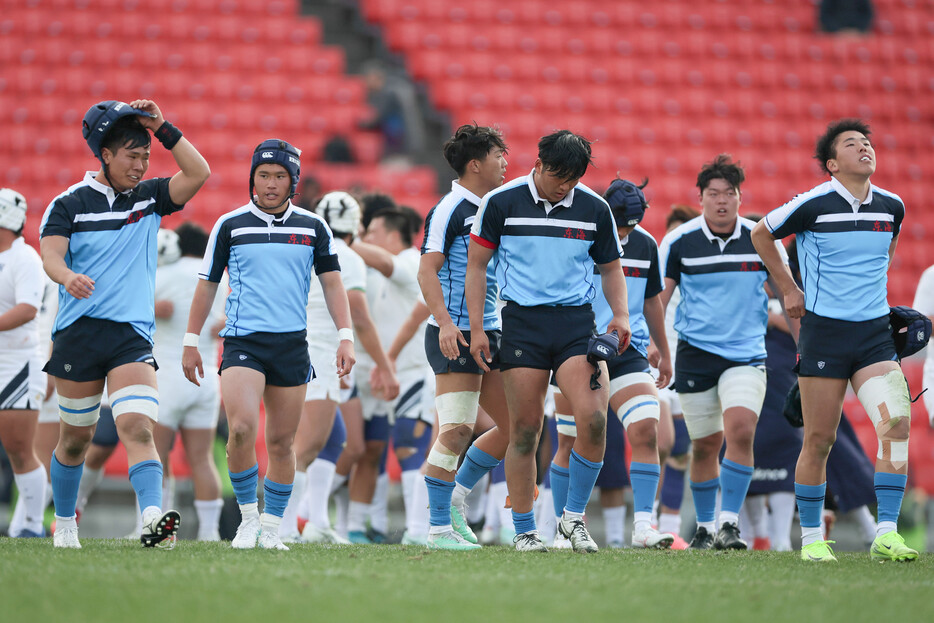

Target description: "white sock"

left=876, top=520, right=897, bottom=538
left=141, top=505, right=161, bottom=525
left=698, top=520, right=716, bottom=533
left=401, top=469, right=418, bottom=525
left=162, top=475, right=175, bottom=511
left=239, top=501, right=259, bottom=520
left=333, top=486, right=349, bottom=536
left=658, top=512, right=681, bottom=537
left=369, top=472, right=389, bottom=534
left=563, top=509, right=584, bottom=521
left=12, top=465, right=47, bottom=534
left=348, top=501, right=370, bottom=533
left=306, top=459, right=337, bottom=529
left=535, top=488, right=556, bottom=544
left=76, top=466, right=104, bottom=514
left=768, top=492, right=796, bottom=551
left=451, top=482, right=470, bottom=509
left=194, top=498, right=223, bottom=540
left=801, top=525, right=823, bottom=546
left=330, top=472, right=348, bottom=495
left=604, top=505, right=627, bottom=545
left=854, top=505, right=877, bottom=542
left=719, top=510, right=739, bottom=528
left=261, top=512, right=282, bottom=532
left=742, top=496, right=767, bottom=538
left=490, top=482, right=511, bottom=531
left=279, top=471, right=305, bottom=537
left=9, top=493, right=26, bottom=536
left=407, top=474, right=430, bottom=538
left=465, top=474, right=488, bottom=523
left=484, top=481, right=502, bottom=530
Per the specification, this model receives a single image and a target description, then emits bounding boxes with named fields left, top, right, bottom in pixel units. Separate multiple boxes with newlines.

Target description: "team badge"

left=515, top=350, right=522, bottom=357
left=458, top=357, right=466, bottom=365
left=64, top=364, right=72, bottom=372
left=817, top=361, right=825, bottom=369
left=239, top=354, right=248, bottom=361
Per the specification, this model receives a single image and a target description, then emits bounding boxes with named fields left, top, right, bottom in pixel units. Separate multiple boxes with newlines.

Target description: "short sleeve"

left=199, top=218, right=231, bottom=282
left=764, top=195, right=817, bottom=240
left=421, top=203, right=460, bottom=256
left=658, top=232, right=682, bottom=284
left=151, top=178, right=185, bottom=217
left=313, top=219, right=340, bottom=275
left=892, top=198, right=905, bottom=237
left=470, top=194, right=504, bottom=249
left=589, top=204, right=623, bottom=265
left=645, top=242, right=663, bottom=299
left=389, top=249, right=419, bottom=286
left=12, top=249, right=44, bottom=310
left=40, top=196, right=76, bottom=239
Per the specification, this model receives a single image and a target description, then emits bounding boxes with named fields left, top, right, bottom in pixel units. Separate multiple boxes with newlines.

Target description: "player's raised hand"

left=129, top=99, right=164, bottom=131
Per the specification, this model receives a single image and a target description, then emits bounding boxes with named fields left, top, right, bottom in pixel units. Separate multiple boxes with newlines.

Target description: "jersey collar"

left=84, top=170, right=129, bottom=206
left=526, top=170, right=575, bottom=214
left=451, top=180, right=483, bottom=206
left=699, top=214, right=742, bottom=245
left=830, top=176, right=874, bottom=212
left=248, top=200, right=294, bottom=225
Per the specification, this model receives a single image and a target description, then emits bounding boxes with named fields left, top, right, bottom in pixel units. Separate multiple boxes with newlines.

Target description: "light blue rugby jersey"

left=39, top=172, right=184, bottom=343
left=593, top=226, right=662, bottom=358
left=470, top=171, right=621, bottom=307
left=659, top=215, right=784, bottom=363
left=421, top=181, right=499, bottom=331
left=200, top=201, right=339, bottom=336
left=764, top=176, right=904, bottom=322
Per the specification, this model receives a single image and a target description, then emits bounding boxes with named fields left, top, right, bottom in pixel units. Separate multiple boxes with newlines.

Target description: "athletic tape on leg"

left=617, top=394, right=660, bottom=430
left=718, top=366, right=767, bottom=414
left=856, top=371, right=911, bottom=465
left=555, top=412, right=576, bottom=437
left=110, top=384, right=160, bottom=421
left=609, top=372, right=655, bottom=400
left=678, top=386, right=722, bottom=440
left=427, top=447, right=459, bottom=472
left=434, top=391, right=480, bottom=427
left=58, top=393, right=103, bottom=426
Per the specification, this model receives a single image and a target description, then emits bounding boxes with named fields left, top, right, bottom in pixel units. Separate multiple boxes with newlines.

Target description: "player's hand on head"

left=336, top=342, right=355, bottom=378
left=468, top=330, right=491, bottom=373
left=783, top=288, right=806, bottom=319
left=64, top=272, right=94, bottom=299
left=129, top=99, right=164, bottom=130
left=439, top=322, right=467, bottom=360
left=182, top=347, right=203, bottom=387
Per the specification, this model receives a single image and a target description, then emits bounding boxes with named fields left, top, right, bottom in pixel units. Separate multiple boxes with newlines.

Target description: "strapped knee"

left=109, top=385, right=159, bottom=421
left=617, top=394, right=660, bottom=431
left=856, top=370, right=911, bottom=465
left=59, top=393, right=103, bottom=426
left=428, top=391, right=480, bottom=471
left=555, top=412, right=577, bottom=437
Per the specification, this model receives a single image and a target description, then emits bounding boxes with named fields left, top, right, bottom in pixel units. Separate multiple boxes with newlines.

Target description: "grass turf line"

left=0, top=539, right=930, bottom=623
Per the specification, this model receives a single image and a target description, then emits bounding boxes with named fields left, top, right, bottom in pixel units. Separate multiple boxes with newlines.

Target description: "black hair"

left=697, top=154, right=745, bottom=192
left=174, top=221, right=209, bottom=257
left=397, top=205, right=423, bottom=241
left=666, top=204, right=700, bottom=230
left=442, top=123, right=508, bottom=177
left=537, top=130, right=593, bottom=181
left=372, top=208, right=418, bottom=247
left=360, top=192, right=396, bottom=229
left=100, top=115, right=150, bottom=157
left=814, top=118, right=872, bottom=176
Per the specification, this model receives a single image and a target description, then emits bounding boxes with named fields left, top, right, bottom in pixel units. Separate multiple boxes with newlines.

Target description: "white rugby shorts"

left=155, top=362, right=220, bottom=430
left=0, top=349, right=46, bottom=411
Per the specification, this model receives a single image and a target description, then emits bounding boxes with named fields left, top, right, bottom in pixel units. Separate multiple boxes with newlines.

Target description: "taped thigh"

left=678, top=386, right=722, bottom=439
left=58, top=393, right=103, bottom=426
left=609, top=372, right=655, bottom=400
left=717, top=365, right=767, bottom=415
left=109, top=384, right=159, bottom=421
left=616, top=394, right=660, bottom=431
left=856, top=370, right=911, bottom=465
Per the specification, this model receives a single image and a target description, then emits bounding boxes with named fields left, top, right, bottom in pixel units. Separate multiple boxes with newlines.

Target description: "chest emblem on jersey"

left=287, top=234, right=313, bottom=246
left=126, top=210, right=143, bottom=225
left=872, top=221, right=893, bottom=233
left=817, top=361, right=825, bottom=369
left=564, top=228, right=587, bottom=240
left=622, top=267, right=642, bottom=278
left=740, top=262, right=761, bottom=272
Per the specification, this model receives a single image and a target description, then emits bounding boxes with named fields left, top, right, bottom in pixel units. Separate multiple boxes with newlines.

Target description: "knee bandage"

left=609, top=371, right=655, bottom=399
left=58, top=393, right=103, bottom=427
left=555, top=412, right=577, bottom=437
left=616, top=394, right=660, bottom=430
left=109, top=385, right=160, bottom=421
left=718, top=366, right=767, bottom=414
left=856, top=370, right=911, bottom=466
left=427, top=391, right=480, bottom=471
left=678, top=387, right=722, bottom=440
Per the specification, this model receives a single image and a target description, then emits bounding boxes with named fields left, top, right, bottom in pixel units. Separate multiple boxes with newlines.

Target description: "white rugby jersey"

left=307, top=238, right=367, bottom=346
left=0, top=238, right=45, bottom=351
left=154, top=256, right=225, bottom=365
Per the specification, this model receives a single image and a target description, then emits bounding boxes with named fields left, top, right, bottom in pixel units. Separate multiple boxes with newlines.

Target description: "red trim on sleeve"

left=470, top=233, right=497, bottom=249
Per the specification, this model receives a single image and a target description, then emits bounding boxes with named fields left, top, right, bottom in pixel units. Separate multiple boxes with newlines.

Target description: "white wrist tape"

left=338, top=328, right=355, bottom=344
left=183, top=332, right=200, bottom=348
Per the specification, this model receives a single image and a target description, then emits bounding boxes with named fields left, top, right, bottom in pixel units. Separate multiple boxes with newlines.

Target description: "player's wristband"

left=338, top=328, right=355, bottom=344
left=183, top=332, right=200, bottom=348
left=154, top=121, right=183, bottom=150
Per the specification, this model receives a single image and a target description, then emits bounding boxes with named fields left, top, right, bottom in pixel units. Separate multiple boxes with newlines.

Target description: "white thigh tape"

left=718, top=365, right=767, bottom=415
left=109, top=384, right=160, bottom=421
left=616, top=394, right=660, bottom=430
left=427, top=447, right=459, bottom=472
left=609, top=372, right=656, bottom=399
left=435, top=391, right=480, bottom=427
left=857, top=371, right=911, bottom=465
left=678, top=386, right=723, bottom=440
left=58, top=393, right=103, bottom=427
left=556, top=412, right=577, bottom=437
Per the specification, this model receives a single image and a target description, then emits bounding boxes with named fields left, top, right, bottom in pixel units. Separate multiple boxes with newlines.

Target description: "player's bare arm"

left=182, top=279, right=220, bottom=386
left=319, top=270, right=356, bottom=378
left=417, top=252, right=466, bottom=361
left=347, top=289, right=399, bottom=400
left=465, top=240, right=494, bottom=371
left=643, top=294, right=672, bottom=388
left=751, top=221, right=804, bottom=319
left=40, top=236, right=94, bottom=300
left=597, top=259, right=631, bottom=352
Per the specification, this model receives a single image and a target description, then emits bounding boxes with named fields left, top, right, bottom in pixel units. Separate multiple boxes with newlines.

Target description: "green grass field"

left=1, top=539, right=932, bottom=623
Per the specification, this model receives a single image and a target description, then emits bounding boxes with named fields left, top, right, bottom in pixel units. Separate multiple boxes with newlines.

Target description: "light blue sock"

left=630, top=462, right=661, bottom=514
left=690, top=477, right=720, bottom=524
left=128, top=460, right=163, bottom=512
left=455, top=445, right=500, bottom=490
left=874, top=472, right=908, bottom=524
left=50, top=453, right=82, bottom=518
left=426, top=476, right=455, bottom=527
left=262, top=477, right=292, bottom=518
left=512, top=510, right=536, bottom=534
left=720, top=459, right=754, bottom=514
left=229, top=464, right=259, bottom=505
left=566, top=449, right=603, bottom=515
left=550, top=464, right=570, bottom=518
left=795, top=482, right=826, bottom=528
